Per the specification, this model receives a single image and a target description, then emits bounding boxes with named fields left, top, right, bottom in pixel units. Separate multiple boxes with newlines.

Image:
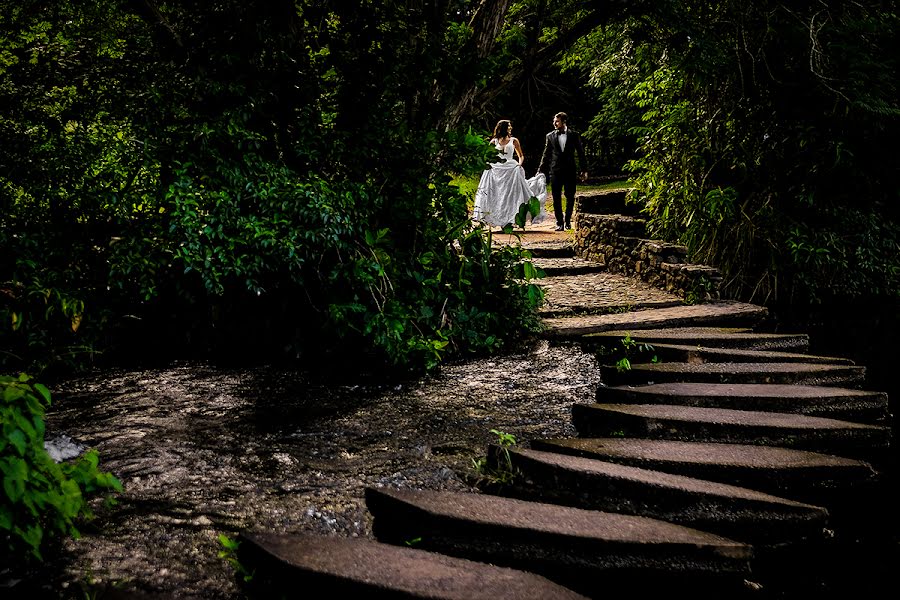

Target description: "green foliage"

left=568, top=1, right=900, bottom=305
left=471, top=428, right=519, bottom=486
left=514, top=196, right=543, bottom=229
left=490, top=428, right=518, bottom=448
left=218, top=533, right=254, bottom=583
left=1, top=374, right=122, bottom=560
left=0, top=1, right=549, bottom=378
left=601, top=333, right=656, bottom=372
left=684, top=275, right=717, bottom=305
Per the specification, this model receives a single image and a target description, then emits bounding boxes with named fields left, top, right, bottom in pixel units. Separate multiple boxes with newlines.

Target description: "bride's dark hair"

left=492, top=119, right=511, bottom=139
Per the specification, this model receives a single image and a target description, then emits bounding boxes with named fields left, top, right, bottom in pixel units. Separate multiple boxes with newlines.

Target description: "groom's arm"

left=538, top=134, right=551, bottom=175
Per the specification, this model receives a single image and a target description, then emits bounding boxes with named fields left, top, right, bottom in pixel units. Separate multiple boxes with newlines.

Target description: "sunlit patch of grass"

left=579, top=178, right=632, bottom=192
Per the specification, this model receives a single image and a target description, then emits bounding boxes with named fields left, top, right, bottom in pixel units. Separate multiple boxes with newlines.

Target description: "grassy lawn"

left=579, top=179, right=633, bottom=192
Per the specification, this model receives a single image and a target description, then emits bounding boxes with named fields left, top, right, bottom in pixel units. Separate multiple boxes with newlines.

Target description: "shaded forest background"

left=1, top=0, right=898, bottom=378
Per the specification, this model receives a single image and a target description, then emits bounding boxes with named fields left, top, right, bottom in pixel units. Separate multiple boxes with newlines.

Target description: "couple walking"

left=473, top=112, right=587, bottom=231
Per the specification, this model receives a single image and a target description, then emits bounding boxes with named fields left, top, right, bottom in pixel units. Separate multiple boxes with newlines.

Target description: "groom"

left=538, top=112, right=588, bottom=231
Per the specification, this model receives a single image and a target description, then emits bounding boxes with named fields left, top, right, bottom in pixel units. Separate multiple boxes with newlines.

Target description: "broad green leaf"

left=8, top=429, right=27, bottom=456
left=33, top=384, right=50, bottom=405
left=3, top=474, right=26, bottom=502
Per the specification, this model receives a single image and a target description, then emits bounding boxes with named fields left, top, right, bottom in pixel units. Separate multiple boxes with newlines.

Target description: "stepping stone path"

left=238, top=532, right=588, bottom=599
left=240, top=190, right=893, bottom=598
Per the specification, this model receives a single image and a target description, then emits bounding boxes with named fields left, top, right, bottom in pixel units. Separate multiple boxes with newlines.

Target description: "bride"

left=472, top=119, right=547, bottom=227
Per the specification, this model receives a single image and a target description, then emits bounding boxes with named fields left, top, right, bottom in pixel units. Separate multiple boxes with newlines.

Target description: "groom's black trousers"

left=550, top=174, right=577, bottom=227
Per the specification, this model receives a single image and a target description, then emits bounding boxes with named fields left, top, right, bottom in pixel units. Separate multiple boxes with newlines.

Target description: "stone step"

left=541, top=302, right=769, bottom=339
left=595, top=383, right=891, bottom=424
left=581, top=327, right=810, bottom=352
left=365, top=487, right=752, bottom=597
left=531, top=256, right=606, bottom=276
left=572, top=403, right=892, bottom=460
left=540, top=299, right=684, bottom=319
left=601, top=361, right=866, bottom=388
left=538, top=271, right=683, bottom=318
left=237, top=532, right=588, bottom=599
left=521, top=242, right=574, bottom=258
left=634, top=343, right=854, bottom=365
left=530, top=438, right=878, bottom=503
left=488, top=446, right=828, bottom=544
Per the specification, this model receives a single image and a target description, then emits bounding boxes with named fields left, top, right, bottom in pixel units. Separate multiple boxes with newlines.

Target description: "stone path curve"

left=239, top=193, right=893, bottom=598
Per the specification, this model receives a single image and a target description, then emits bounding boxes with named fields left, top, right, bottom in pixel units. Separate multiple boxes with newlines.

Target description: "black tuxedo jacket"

left=538, top=129, right=586, bottom=181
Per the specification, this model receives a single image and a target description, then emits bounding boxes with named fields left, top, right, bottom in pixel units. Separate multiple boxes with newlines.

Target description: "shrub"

left=1, top=374, right=122, bottom=560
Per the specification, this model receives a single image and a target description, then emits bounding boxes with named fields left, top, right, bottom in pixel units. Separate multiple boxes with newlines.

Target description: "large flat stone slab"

left=582, top=327, right=810, bottom=352
left=489, top=446, right=828, bottom=544
left=532, top=257, right=606, bottom=276
left=366, top=487, right=752, bottom=596
left=639, top=343, right=854, bottom=365
left=541, top=302, right=769, bottom=339
left=237, top=532, right=587, bottom=599
left=538, top=272, right=683, bottom=317
left=601, top=361, right=865, bottom=387
left=520, top=240, right=574, bottom=257
left=530, top=438, right=878, bottom=502
left=573, top=404, right=892, bottom=460
left=596, top=383, right=890, bottom=423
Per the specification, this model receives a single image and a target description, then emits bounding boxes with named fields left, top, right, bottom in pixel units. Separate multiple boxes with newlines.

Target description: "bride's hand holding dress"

left=472, top=136, right=547, bottom=227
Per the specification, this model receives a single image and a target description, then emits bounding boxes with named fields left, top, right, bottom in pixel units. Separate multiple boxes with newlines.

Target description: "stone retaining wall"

left=573, top=193, right=722, bottom=301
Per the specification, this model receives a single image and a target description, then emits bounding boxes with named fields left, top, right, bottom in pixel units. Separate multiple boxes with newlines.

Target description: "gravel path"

left=28, top=340, right=601, bottom=598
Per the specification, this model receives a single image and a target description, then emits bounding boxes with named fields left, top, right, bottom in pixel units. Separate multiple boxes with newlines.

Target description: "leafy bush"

left=1, top=374, right=122, bottom=560
left=569, top=2, right=900, bottom=305
left=0, top=2, right=551, bottom=378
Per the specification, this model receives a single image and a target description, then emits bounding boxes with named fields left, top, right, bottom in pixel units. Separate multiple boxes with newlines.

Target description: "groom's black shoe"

left=555, top=225, right=564, bottom=231
left=565, top=222, right=572, bottom=230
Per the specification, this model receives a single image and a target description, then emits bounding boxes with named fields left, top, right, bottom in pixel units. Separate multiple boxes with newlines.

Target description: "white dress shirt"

left=558, top=128, right=568, bottom=152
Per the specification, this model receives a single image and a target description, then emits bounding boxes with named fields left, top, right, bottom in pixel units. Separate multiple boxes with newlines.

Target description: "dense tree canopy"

left=2, top=0, right=898, bottom=377
left=563, top=0, right=900, bottom=303
left=3, top=0, right=898, bottom=566
left=0, top=0, right=547, bottom=377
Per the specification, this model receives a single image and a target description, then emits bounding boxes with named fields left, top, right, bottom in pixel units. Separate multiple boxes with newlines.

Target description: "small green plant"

left=609, top=333, right=657, bottom=371
left=1, top=374, right=122, bottom=560
left=403, top=536, right=423, bottom=547
left=490, top=428, right=517, bottom=448
left=471, top=429, right=519, bottom=486
left=684, top=275, right=717, bottom=305
left=603, top=304, right=636, bottom=315
left=218, top=533, right=254, bottom=583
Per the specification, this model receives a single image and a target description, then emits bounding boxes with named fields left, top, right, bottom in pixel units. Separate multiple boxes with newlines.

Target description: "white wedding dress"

left=472, top=137, right=548, bottom=227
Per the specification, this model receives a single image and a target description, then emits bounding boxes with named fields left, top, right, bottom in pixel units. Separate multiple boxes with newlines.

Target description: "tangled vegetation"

left=562, top=1, right=900, bottom=304
left=0, top=1, right=546, bottom=378
left=1, top=374, right=121, bottom=560
left=1, top=0, right=897, bottom=571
